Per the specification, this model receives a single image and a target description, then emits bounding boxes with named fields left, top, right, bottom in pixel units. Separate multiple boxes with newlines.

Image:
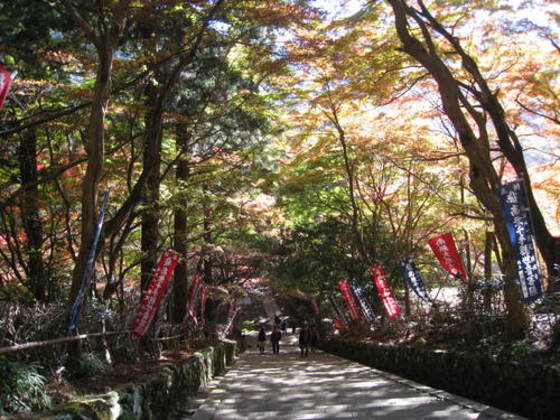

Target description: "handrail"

left=0, top=331, right=129, bottom=355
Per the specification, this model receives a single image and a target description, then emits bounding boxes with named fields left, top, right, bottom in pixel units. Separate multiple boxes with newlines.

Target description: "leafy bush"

left=71, top=352, right=106, bottom=378
left=242, top=319, right=255, bottom=333
left=511, top=339, right=536, bottom=360
left=0, top=360, right=51, bottom=414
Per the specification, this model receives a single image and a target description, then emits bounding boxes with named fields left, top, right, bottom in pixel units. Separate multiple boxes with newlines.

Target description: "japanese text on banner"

left=130, top=251, right=180, bottom=338
left=498, top=180, right=543, bottom=302
left=427, top=232, right=466, bottom=282
left=369, top=265, right=401, bottom=318
left=351, top=282, right=375, bottom=323
left=337, top=279, right=364, bottom=321
left=400, top=258, right=431, bottom=301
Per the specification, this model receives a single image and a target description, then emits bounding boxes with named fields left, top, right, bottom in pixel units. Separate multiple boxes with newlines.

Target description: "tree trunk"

left=413, top=0, right=559, bottom=275
left=69, top=41, right=115, bottom=312
left=325, top=97, right=369, bottom=263
left=140, top=84, right=163, bottom=292
left=102, top=0, right=225, bottom=241
left=387, top=0, right=529, bottom=337
left=19, top=127, right=47, bottom=302
left=172, top=125, right=190, bottom=323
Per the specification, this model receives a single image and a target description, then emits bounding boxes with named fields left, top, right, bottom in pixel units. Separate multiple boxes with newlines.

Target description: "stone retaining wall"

left=320, top=339, right=559, bottom=420
left=42, top=342, right=236, bottom=420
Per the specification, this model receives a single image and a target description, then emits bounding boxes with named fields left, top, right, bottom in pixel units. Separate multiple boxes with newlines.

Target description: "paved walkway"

left=183, top=334, right=524, bottom=420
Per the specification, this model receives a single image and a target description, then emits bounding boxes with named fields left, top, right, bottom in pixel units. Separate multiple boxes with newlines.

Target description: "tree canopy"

left=0, top=0, right=559, bottom=414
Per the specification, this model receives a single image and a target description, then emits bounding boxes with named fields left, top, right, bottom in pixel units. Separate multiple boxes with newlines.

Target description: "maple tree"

left=1, top=3, right=560, bottom=407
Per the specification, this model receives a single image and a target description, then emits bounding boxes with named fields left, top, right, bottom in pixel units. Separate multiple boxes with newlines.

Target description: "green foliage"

left=271, top=217, right=366, bottom=294
left=511, top=339, right=537, bottom=360
left=71, top=352, right=106, bottom=378
left=0, top=359, right=51, bottom=414
left=0, top=303, right=67, bottom=362
left=241, top=319, right=255, bottom=333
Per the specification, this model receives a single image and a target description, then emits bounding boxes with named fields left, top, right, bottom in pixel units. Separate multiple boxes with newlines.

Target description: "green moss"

left=39, top=343, right=237, bottom=419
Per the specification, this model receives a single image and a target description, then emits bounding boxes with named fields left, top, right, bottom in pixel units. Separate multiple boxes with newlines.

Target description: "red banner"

left=223, top=303, right=239, bottom=336
left=130, top=250, right=180, bottom=337
left=369, top=265, right=401, bottom=318
left=427, top=232, right=466, bottom=282
left=184, top=273, right=203, bottom=325
left=0, top=66, right=12, bottom=109
left=333, top=319, right=348, bottom=330
left=199, top=283, right=209, bottom=324
left=337, top=279, right=363, bottom=321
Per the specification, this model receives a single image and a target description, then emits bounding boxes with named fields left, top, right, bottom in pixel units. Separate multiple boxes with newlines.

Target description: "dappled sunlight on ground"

left=178, top=334, right=524, bottom=420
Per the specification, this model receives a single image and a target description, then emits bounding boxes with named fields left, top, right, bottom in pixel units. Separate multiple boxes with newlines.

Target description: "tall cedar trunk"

left=69, top=42, right=115, bottom=310
left=19, top=128, right=47, bottom=301
left=101, top=0, right=224, bottom=242
left=172, top=125, right=189, bottom=323
left=387, top=0, right=529, bottom=337
left=140, top=84, right=163, bottom=292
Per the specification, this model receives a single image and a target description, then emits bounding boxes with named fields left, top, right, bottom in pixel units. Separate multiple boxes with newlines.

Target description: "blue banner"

left=328, top=295, right=350, bottom=325
left=67, top=191, right=110, bottom=333
left=400, top=258, right=431, bottom=301
left=351, top=282, right=375, bottom=323
left=498, top=180, right=543, bottom=302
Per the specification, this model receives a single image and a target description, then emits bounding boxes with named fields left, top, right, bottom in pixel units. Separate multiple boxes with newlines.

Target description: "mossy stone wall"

left=41, top=343, right=236, bottom=420
left=320, top=339, right=559, bottom=420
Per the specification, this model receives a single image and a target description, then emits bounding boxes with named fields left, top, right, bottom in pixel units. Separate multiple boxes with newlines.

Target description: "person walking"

left=310, top=324, right=319, bottom=353
left=270, top=326, right=282, bottom=354
left=281, top=319, right=287, bottom=334
left=257, top=326, right=266, bottom=354
left=299, top=324, right=311, bottom=358
left=291, top=319, right=297, bottom=335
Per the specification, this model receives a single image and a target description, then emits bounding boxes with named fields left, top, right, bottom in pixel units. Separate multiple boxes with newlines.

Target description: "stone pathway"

left=181, top=334, right=524, bottom=420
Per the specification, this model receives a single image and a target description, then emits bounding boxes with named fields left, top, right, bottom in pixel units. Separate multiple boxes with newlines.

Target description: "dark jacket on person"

left=299, top=328, right=311, bottom=347
left=310, top=326, right=318, bottom=346
left=270, top=329, right=282, bottom=343
left=258, top=329, right=266, bottom=342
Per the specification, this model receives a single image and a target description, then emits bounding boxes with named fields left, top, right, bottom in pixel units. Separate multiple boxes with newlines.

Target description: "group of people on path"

left=257, top=319, right=318, bottom=358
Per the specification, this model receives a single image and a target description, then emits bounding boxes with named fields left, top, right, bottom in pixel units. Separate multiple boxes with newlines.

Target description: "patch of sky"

left=312, top=0, right=363, bottom=20
left=69, top=74, right=84, bottom=84
left=210, top=20, right=232, bottom=36
left=49, top=30, right=64, bottom=40
left=116, top=51, right=131, bottom=60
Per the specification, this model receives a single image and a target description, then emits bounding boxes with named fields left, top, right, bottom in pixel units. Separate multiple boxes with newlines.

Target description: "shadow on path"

left=173, top=333, right=524, bottom=420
